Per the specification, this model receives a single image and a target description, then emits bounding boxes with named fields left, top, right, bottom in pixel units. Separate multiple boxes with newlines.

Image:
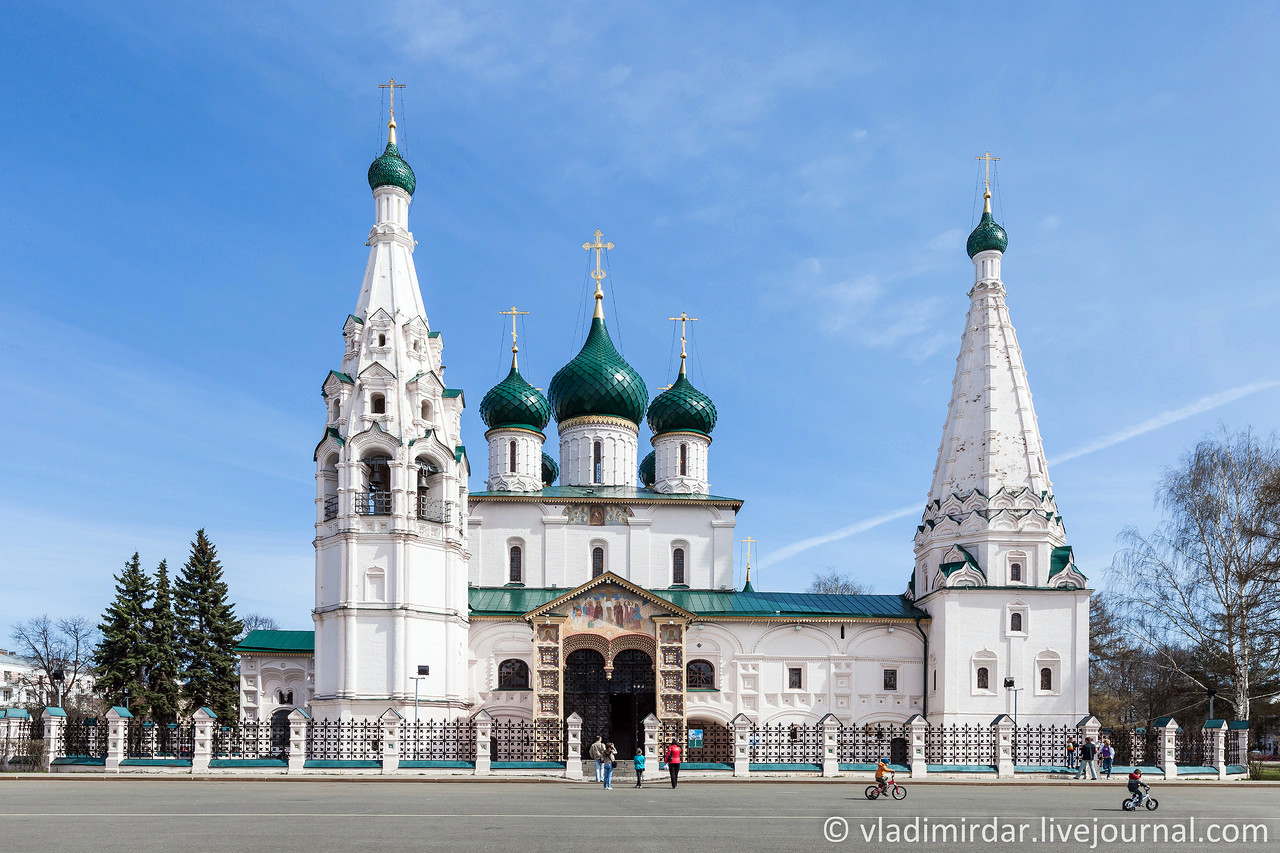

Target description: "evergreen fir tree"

left=93, top=552, right=155, bottom=712
left=174, top=529, right=243, bottom=719
left=146, top=559, right=183, bottom=722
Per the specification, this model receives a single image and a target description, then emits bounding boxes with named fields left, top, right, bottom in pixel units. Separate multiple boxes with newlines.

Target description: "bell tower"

left=311, top=82, right=471, bottom=719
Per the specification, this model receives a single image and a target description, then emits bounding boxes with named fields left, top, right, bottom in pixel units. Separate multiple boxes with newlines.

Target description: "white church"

left=235, top=104, right=1091, bottom=759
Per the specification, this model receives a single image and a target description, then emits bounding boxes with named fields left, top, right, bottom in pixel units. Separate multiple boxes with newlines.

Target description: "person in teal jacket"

left=633, top=749, right=646, bottom=788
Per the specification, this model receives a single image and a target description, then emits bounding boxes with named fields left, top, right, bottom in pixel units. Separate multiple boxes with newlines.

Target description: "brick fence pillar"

left=907, top=714, right=927, bottom=778
left=105, top=706, right=132, bottom=773
left=379, top=708, right=402, bottom=775
left=818, top=714, right=840, bottom=777
left=41, top=707, right=66, bottom=772
left=287, top=708, right=310, bottom=774
left=730, top=712, right=752, bottom=778
left=564, top=712, right=584, bottom=780
left=191, top=707, right=216, bottom=773
left=1203, top=719, right=1226, bottom=780
left=1155, top=716, right=1179, bottom=778
left=994, top=714, right=1015, bottom=777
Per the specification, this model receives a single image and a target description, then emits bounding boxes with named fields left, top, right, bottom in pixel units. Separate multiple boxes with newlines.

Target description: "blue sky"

left=3, top=2, right=1279, bottom=634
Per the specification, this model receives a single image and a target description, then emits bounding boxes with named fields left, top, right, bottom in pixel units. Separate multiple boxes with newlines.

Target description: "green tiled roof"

left=548, top=316, right=648, bottom=424
left=469, top=485, right=742, bottom=505
left=1048, top=545, right=1086, bottom=580
left=966, top=208, right=1008, bottom=257
left=480, top=363, right=551, bottom=432
left=468, top=587, right=926, bottom=620
left=368, top=140, right=416, bottom=196
left=235, top=630, right=315, bottom=654
left=541, top=452, right=559, bottom=486
left=647, top=368, right=717, bottom=436
left=639, top=450, right=656, bottom=487
left=940, top=545, right=984, bottom=579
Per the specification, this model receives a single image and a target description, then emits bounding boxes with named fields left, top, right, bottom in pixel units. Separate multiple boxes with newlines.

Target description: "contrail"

left=1048, top=380, right=1280, bottom=465
left=762, top=380, right=1280, bottom=569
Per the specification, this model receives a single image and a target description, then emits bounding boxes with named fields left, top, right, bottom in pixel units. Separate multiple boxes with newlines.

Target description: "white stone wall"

left=485, top=428, right=545, bottom=492
left=238, top=653, right=313, bottom=722
left=652, top=432, right=710, bottom=495
left=468, top=499, right=737, bottom=590
left=558, top=419, right=638, bottom=487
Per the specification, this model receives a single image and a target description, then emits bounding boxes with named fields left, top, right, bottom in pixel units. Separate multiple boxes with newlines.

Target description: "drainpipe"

left=914, top=616, right=928, bottom=721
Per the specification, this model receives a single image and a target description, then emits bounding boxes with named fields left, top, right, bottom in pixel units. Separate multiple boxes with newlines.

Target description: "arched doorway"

left=563, top=648, right=656, bottom=757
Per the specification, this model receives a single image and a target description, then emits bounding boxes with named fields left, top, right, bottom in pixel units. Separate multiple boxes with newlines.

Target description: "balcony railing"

left=417, top=496, right=452, bottom=524
left=323, top=496, right=339, bottom=521
left=355, top=490, right=392, bottom=516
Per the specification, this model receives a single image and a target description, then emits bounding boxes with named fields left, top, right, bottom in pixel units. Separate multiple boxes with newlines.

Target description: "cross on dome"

left=498, top=305, right=530, bottom=369
left=582, top=229, right=614, bottom=318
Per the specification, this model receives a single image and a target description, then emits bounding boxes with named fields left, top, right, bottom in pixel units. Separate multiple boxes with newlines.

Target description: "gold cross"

left=668, top=311, right=699, bottom=364
left=742, top=536, right=757, bottom=584
left=975, top=150, right=1000, bottom=193
left=378, top=78, right=407, bottom=118
left=582, top=229, right=614, bottom=290
left=498, top=306, right=530, bottom=370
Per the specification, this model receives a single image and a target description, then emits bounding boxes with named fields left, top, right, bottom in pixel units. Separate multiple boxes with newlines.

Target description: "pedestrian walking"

left=1075, top=737, right=1098, bottom=780
left=1065, top=739, right=1076, bottom=769
left=664, top=740, right=682, bottom=788
left=589, top=736, right=606, bottom=783
left=602, top=742, right=617, bottom=790
left=633, top=748, right=646, bottom=788
left=1100, top=738, right=1114, bottom=778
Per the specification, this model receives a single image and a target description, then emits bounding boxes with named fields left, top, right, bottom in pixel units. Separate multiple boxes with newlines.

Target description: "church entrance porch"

left=563, top=648, right=655, bottom=758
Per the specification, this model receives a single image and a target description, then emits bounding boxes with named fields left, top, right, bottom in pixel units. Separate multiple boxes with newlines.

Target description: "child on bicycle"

left=1127, top=769, right=1149, bottom=805
left=875, top=758, right=892, bottom=794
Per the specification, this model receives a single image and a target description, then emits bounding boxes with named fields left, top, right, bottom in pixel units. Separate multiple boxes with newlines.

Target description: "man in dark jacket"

left=1075, top=737, right=1098, bottom=780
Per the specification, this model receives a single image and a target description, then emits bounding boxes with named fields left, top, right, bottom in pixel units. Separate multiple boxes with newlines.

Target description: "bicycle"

left=865, top=773, right=908, bottom=801
left=1122, top=782, right=1158, bottom=811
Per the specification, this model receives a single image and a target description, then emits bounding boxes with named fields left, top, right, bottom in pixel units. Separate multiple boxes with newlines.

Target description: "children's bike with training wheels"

left=1122, top=782, right=1158, bottom=811
left=865, top=773, right=907, bottom=800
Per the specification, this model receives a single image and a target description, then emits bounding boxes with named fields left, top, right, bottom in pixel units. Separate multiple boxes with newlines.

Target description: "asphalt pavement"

left=0, top=778, right=1275, bottom=852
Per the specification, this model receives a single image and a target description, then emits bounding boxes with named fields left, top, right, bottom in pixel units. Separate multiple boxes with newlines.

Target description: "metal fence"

left=1174, top=728, right=1209, bottom=766
left=1, top=716, right=43, bottom=768
left=837, top=723, right=910, bottom=764
left=684, top=719, right=734, bottom=764
left=306, top=718, right=380, bottom=761
left=1013, top=724, right=1083, bottom=766
left=924, top=723, right=997, bottom=766
left=747, top=722, right=822, bottom=764
left=490, top=719, right=537, bottom=761
left=127, top=720, right=193, bottom=759
left=63, top=717, right=107, bottom=758
left=404, top=718, right=475, bottom=762
left=1104, top=727, right=1161, bottom=766
left=213, top=719, right=289, bottom=759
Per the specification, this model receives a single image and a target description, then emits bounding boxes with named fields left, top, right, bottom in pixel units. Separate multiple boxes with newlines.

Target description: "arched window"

left=593, top=441, right=603, bottom=483
left=1010, top=612, right=1023, bottom=633
left=679, top=443, right=688, bottom=476
left=331, top=400, right=340, bottom=422
left=420, top=401, right=430, bottom=420
left=687, top=659, right=715, bottom=689
left=976, top=667, right=989, bottom=690
left=509, top=440, right=517, bottom=473
left=509, top=546, right=522, bottom=583
left=1040, top=667, right=1053, bottom=691
left=371, top=393, right=386, bottom=414
left=1010, top=561, right=1022, bottom=582
left=378, top=333, right=386, bottom=347
left=672, top=548, right=686, bottom=585
left=498, top=659, right=529, bottom=690
left=592, top=547, right=604, bottom=578
left=360, top=457, right=391, bottom=515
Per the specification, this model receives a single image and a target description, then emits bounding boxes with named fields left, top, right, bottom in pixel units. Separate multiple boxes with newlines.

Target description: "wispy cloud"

left=763, top=381, right=1280, bottom=569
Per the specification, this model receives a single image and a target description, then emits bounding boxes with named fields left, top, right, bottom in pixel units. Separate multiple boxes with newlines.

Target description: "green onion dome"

left=541, top=452, right=559, bottom=486
left=966, top=190, right=1007, bottom=257
left=368, top=131, right=416, bottom=197
left=548, top=316, right=649, bottom=424
left=479, top=360, right=550, bottom=432
left=646, top=366, right=717, bottom=436
left=639, top=451, right=656, bottom=488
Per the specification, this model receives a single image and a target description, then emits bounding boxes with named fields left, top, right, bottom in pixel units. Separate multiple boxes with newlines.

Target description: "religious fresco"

left=564, top=587, right=649, bottom=637
left=563, top=504, right=633, bottom=525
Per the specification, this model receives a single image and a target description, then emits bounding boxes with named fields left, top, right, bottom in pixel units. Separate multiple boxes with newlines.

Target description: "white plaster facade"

left=238, top=651, right=313, bottom=722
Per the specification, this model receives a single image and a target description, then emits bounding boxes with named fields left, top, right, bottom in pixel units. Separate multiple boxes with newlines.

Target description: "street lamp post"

left=410, top=665, right=430, bottom=725
left=1207, top=687, right=1217, bottom=720
left=51, top=668, right=65, bottom=709
left=1004, top=677, right=1023, bottom=760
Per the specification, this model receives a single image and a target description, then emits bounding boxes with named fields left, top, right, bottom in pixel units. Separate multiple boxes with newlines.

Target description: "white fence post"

left=642, top=712, right=660, bottom=769
left=993, top=714, right=1015, bottom=777
left=287, top=708, right=310, bottom=773
left=105, top=706, right=131, bottom=772
left=818, top=714, right=840, bottom=777
left=906, top=714, right=928, bottom=778
left=1155, top=716, right=1178, bottom=778
left=472, top=710, right=494, bottom=776
left=1204, top=719, right=1226, bottom=780
left=41, top=707, right=65, bottom=772
left=191, top=707, right=215, bottom=773
left=730, top=712, right=752, bottom=778
left=564, top=712, right=584, bottom=780
left=379, top=708, right=402, bottom=774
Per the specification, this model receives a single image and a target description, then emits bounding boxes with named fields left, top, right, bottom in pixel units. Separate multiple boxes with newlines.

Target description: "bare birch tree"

left=9, top=615, right=97, bottom=707
left=1111, top=427, right=1280, bottom=720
